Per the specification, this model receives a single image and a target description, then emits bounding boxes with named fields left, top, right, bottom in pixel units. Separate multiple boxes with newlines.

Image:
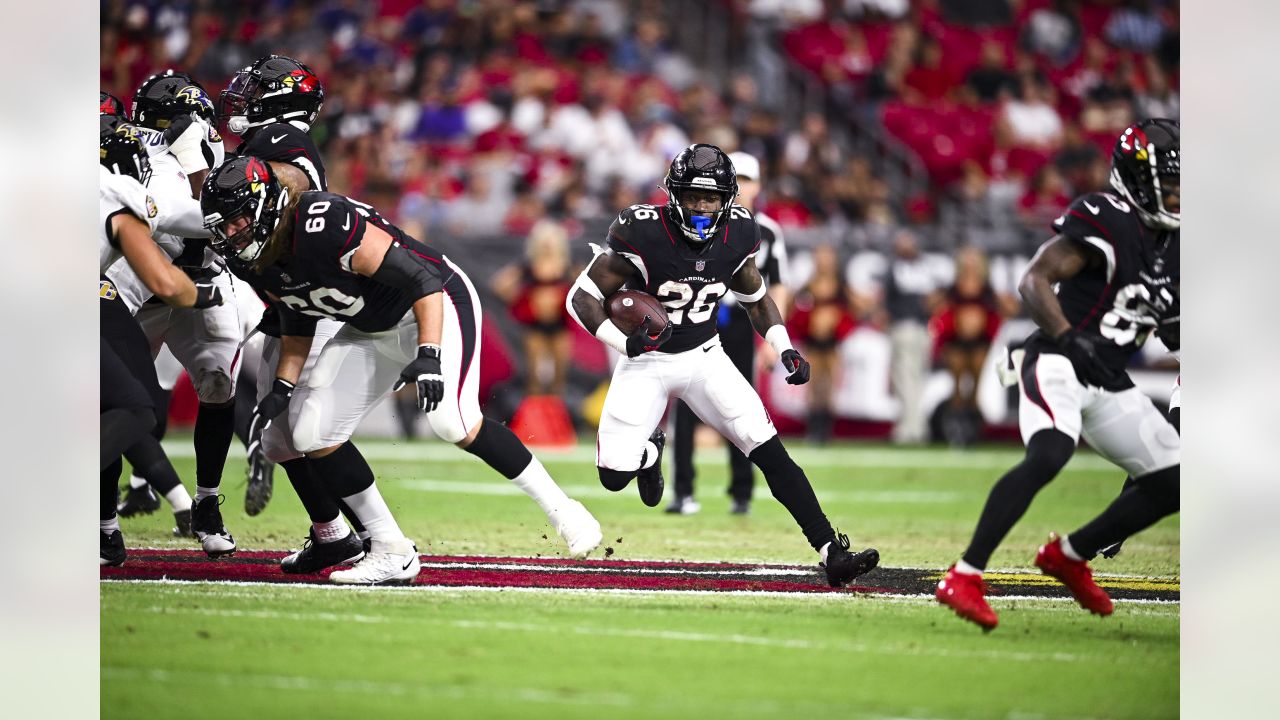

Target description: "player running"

left=566, top=144, right=879, bottom=587
left=937, top=119, right=1181, bottom=630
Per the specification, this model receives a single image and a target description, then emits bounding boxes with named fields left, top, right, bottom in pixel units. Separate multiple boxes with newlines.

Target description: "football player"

left=566, top=144, right=879, bottom=587
left=937, top=119, right=1181, bottom=630
left=100, top=125, right=223, bottom=565
left=201, top=157, right=602, bottom=584
left=106, top=72, right=243, bottom=557
left=666, top=150, right=789, bottom=516
left=215, top=55, right=377, bottom=571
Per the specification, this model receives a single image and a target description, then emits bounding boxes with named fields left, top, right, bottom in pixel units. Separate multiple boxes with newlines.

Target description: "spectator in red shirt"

left=491, top=220, right=576, bottom=396
left=787, top=244, right=857, bottom=443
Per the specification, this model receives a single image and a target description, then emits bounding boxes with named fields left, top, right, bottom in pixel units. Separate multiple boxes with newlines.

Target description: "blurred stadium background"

left=101, top=0, right=1180, bottom=448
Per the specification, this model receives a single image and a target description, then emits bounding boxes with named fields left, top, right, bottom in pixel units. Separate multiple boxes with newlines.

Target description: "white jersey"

left=99, top=165, right=159, bottom=274
left=105, top=127, right=218, bottom=312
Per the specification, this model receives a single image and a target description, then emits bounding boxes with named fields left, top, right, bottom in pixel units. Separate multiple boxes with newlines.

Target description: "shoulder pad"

left=723, top=205, right=761, bottom=254
left=1053, top=192, right=1141, bottom=245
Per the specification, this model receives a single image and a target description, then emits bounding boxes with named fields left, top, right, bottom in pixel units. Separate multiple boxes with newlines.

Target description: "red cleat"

left=1036, top=533, right=1114, bottom=616
left=936, top=565, right=998, bottom=630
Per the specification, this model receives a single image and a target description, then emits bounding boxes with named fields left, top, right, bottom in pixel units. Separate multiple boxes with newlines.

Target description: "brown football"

left=606, top=290, right=670, bottom=337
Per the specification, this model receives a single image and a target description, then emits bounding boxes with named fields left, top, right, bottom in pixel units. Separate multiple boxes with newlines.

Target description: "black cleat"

left=281, top=529, right=366, bottom=574
left=244, top=460, right=274, bottom=517
left=100, top=530, right=127, bottom=567
left=1099, top=540, right=1124, bottom=559
left=636, top=429, right=666, bottom=508
left=730, top=498, right=751, bottom=515
left=822, top=532, right=880, bottom=588
left=172, top=508, right=193, bottom=538
left=117, top=484, right=161, bottom=518
left=191, top=495, right=236, bottom=558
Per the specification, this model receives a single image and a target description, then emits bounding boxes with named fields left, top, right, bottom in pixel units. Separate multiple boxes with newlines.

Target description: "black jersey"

left=605, top=203, right=761, bottom=353
left=227, top=122, right=328, bottom=337
left=1026, top=191, right=1179, bottom=388
left=238, top=123, right=327, bottom=191
left=244, top=192, right=446, bottom=336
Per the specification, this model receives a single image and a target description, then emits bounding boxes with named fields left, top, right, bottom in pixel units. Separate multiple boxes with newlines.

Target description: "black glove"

left=161, top=112, right=196, bottom=145
left=192, top=282, right=223, bottom=309
left=781, top=349, right=811, bottom=385
left=1056, top=329, right=1121, bottom=387
left=394, top=344, right=444, bottom=413
left=625, top=316, right=673, bottom=358
left=247, top=379, right=294, bottom=451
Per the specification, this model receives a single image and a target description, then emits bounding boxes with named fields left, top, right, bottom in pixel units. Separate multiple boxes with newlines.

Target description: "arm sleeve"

left=370, top=239, right=444, bottom=299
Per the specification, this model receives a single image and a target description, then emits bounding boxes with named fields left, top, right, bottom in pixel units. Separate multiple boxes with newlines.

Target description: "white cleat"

left=548, top=499, right=603, bottom=559
left=328, top=538, right=420, bottom=585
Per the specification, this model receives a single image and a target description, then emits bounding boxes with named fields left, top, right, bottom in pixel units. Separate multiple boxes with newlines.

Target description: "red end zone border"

left=101, top=550, right=1180, bottom=602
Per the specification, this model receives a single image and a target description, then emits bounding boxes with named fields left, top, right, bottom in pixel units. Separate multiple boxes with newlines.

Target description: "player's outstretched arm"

left=567, top=251, right=641, bottom=355
left=113, top=212, right=208, bottom=308
left=730, top=258, right=809, bottom=385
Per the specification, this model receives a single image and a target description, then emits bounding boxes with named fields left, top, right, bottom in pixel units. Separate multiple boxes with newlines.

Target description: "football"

left=606, top=290, right=669, bottom=337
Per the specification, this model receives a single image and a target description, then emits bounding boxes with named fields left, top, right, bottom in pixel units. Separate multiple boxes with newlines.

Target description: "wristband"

left=595, top=320, right=630, bottom=355
left=764, top=325, right=794, bottom=355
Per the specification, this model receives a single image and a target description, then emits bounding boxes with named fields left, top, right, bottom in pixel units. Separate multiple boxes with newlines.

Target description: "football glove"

left=1156, top=316, right=1179, bottom=352
left=394, top=344, right=444, bottom=413
left=191, top=282, right=223, bottom=309
left=625, top=316, right=673, bottom=358
left=247, top=378, right=294, bottom=452
left=1055, top=329, right=1121, bottom=388
left=781, top=349, right=811, bottom=385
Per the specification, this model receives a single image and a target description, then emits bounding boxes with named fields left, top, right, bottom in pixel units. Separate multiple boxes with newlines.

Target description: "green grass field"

left=102, top=437, right=1179, bottom=719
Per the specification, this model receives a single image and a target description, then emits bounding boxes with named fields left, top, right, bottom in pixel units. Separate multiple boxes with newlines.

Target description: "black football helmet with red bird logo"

left=663, top=144, right=739, bottom=243
left=200, top=156, right=290, bottom=262
left=1110, top=118, right=1179, bottom=231
left=220, top=55, right=325, bottom=137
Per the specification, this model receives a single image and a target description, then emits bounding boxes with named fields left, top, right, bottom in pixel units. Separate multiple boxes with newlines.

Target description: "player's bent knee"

left=262, top=425, right=302, bottom=464
left=289, top=396, right=345, bottom=454
left=193, top=369, right=235, bottom=405
left=598, top=466, right=635, bottom=492
left=427, top=413, right=467, bottom=444
left=748, top=436, right=800, bottom=476
left=1024, top=429, right=1076, bottom=476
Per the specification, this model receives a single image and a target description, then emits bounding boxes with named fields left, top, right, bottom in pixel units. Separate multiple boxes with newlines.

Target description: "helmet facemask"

left=202, top=158, right=290, bottom=262
left=663, top=144, right=739, bottom=243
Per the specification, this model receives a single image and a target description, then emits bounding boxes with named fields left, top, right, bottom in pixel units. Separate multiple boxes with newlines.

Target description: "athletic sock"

left=819, top=542, right=831, bottom=564
left=129, top=475, right=148, bottom=490
left=508, top=456, right=570, bottom=515
left=102, top=459, right=123, bottom=521
left=749, top=436, right=835, bottom=551
left=165, top=485, right=193, bottom=513
left=462, top=420, right=571, bottom=516
left=1059, top=536, right=1085, bottom=561
left=194, top=486, right=219, bottom=503
left=100, top=517, right=121, bottom=534
left=313, top=516, right=352, bottom=543
left=194, top=402, right=237, bottom=493
left=954, top=559, right=983, bottom=576
left=1067, top=466, right=1179, bottom=559
left=123, top=436, right=183, bottom=495
left=282, top=457, right=341, bottom=523
left=308, top=443, right=404, bottom=543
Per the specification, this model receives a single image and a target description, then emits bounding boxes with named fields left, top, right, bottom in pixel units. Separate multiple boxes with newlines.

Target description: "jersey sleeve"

left=293, top=193, right=369, bottom=273
left=755, top=214, right=788, bottom=287
left=1052, top=192, right=1132, bottom=283
left=100, top=171, right=160, bottom=238
left=604, top=206, right=654, bottom=285
left=726, top=208, right=762, bottom=275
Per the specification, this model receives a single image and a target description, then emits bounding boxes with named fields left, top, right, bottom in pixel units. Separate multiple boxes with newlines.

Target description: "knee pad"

left=427, top=412, right=467, bottom=444
left=192, top=369, right=235, bottom=405
left=1024, top=429, right=1076, bottom=477
left=598, top=466, right=635, bottom=492
left=263, top=423, right=302, bottom=464
left=290, top=395, right=339, bottom=455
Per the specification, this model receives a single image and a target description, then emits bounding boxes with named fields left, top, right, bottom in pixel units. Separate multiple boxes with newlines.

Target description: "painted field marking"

left=393, top=478, right=962, bottom=504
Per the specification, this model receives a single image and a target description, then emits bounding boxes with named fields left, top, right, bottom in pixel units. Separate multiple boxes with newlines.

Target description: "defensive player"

left=566, top=144, right=878, bottom=587
left=937, top=119, right=1181, bottom=629
left=666, top=150, right=789, bottom=516
left=108, top=71, right=242, bottom=556
left=100, top=126, right=223, bottom=565
left=201, top=156, right=602, bottom=584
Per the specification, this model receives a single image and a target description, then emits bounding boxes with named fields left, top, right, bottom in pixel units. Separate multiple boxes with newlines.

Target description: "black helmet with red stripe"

left=220, top=55, right=324, bottom=137
left=100, top=91, right=126, bottom=117
left=200, top=156, right=290, bottom=262
left=1110, top=118, right=1179, bottom=230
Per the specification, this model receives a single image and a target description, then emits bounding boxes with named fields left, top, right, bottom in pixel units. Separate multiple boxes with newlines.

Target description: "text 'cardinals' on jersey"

left=605, top=203, right=761, bottom=353
left=1035, top=190, right=1179, bottom=386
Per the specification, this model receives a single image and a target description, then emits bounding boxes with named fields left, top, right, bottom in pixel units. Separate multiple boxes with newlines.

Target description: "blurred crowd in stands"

left=102, top=0, right=1179, bottom=444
